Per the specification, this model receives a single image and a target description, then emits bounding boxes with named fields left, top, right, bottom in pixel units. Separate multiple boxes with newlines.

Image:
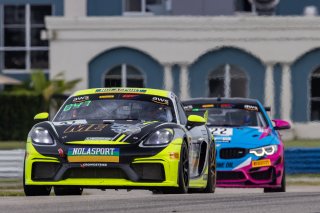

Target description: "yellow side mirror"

left=34, top=112, right=49, bottom=120
left=187, top=115, right=206, bottom=127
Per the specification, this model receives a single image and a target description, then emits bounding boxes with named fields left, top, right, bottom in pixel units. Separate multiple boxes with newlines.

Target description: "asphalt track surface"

left=1, top=187, right=320, bottom=213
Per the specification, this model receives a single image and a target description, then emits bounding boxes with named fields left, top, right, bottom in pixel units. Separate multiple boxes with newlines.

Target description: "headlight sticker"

left=249, top=145, right=278, bottom=157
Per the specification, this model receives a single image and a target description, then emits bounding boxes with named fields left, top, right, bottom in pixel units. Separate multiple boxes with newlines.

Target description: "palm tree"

left=13, top=70, right=81, bottom=111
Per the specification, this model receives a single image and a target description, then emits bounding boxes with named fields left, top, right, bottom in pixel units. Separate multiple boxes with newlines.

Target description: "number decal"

left=210, top=128, right=233, bottom=136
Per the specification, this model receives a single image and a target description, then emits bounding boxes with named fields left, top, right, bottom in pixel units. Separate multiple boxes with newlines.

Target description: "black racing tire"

left=24, top=184, right=52, bottom=196
left=23, top=160, right=51, bottom=196
left=162, top=141, right=189, bottom=194
left=264, top=169, right=286, bottom=193
left=54, top=186, right=83, bottom=196
left=202, top=142, right=216, bottom=193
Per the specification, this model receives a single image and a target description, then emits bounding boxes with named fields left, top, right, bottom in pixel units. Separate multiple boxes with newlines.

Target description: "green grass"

left=0, top=141, right=25, bottom=150
left=284, top=140, right=320, bottom=148
left=0, top=178, right=24, bottom=196
left=287, top=174, right=320, bottom=178
left=0, top=191, right=25, bottom=196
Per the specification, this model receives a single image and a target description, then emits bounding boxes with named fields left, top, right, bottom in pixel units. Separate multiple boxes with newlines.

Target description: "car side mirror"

left=272, top=119, right=290, bottom=130
left=187, top=115, right=206, bottom=127
left=34, top=112, right=49, bottom=121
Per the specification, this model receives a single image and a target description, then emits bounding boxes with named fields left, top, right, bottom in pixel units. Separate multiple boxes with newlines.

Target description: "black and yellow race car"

left=24, top=88, right=216, bottom=196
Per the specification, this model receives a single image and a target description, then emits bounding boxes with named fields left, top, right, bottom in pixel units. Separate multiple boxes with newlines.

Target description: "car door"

left=175, top=98, right=209, bottom=178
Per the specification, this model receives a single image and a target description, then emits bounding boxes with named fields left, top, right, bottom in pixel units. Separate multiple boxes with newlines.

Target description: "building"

left=1, top=0, right=320, bottom=138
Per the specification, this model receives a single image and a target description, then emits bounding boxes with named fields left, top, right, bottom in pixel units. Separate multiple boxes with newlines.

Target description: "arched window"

left=104, top=64, right=145, bottom=87
left=209, top=64, right=248, bottom=97
left=311, top=68, right=320, bottom=121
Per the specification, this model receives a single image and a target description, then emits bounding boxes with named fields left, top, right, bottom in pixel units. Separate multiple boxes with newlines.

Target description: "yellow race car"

left=24, top=88, right=215, bottom=196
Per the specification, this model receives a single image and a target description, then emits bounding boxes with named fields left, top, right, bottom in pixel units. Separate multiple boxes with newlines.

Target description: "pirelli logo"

left=251, top=159, right=271, bottom=168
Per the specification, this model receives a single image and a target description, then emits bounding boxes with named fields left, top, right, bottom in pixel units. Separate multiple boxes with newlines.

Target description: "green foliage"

left=0, top=94, right=44, bottom=140
left=284, top=140, right=320, bottom=148
left=0, top=71, right=81, bottom=140
left=11, top=70, right=81, bottom=110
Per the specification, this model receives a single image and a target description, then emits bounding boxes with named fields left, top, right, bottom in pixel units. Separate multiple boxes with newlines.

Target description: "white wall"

left=46, top=16, right=320, bottom=138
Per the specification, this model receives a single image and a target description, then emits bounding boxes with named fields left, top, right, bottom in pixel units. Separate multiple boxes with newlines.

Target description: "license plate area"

left=252, top=159, right=271, bottom=168
left=67, top=147, right=119, bottom=163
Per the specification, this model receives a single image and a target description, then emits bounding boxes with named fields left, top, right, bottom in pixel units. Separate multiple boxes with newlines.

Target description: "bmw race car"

left=24, top=88, right=216, bottom=196
left=183, top=98, right=290, bottom=193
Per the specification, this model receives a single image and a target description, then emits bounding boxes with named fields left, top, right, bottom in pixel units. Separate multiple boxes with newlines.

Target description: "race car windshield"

left=54, top=94, right=175, bottom=122
left=187, top=107, right=267, bottom=127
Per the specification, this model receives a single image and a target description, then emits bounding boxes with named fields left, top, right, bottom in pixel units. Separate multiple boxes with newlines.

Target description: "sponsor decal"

left=244, top=105, right=259, bottom=111
left=95, top=88, right=147, bottom=93
left=226, top=162, right=233, bottom=168
left=220, top=103, right=234, bottom=108
left=122, top=94, right=138, bottom=98
left=183, top=105, right=193, bottom=111
left=64, top=124, right=107, bottom=134
left=80, top=163, right=108, bottom=168
left=67, top=147, right=120, bottom=163
left=210, top=128, right=233, bottom=136
left=252, top=159, right=271, bottom=168
left=217, top=162, right=233, bottom=168
left=63, top=101, right=91, bottom=112
left=99, top=95, right=114, bottom=99
left=217, top=162, right=234, bottom=168
left=215, top=136, right=231, bottom=142
left=53, top=119, right=87, bottom=126
left=111, top=123, right=144, bottom=134
left=202, top=104, right=214, bottom=108
left=217, top=163, right=224, bottom=168
left=73, top=96, right=89, bottom=103
left=152, top=97, right=169, bottom=105
left=85, top=137, right=113, bottom=141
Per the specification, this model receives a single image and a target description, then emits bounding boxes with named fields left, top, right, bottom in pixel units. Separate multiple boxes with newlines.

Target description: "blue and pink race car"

left=183, top=98, right=290, bottom=193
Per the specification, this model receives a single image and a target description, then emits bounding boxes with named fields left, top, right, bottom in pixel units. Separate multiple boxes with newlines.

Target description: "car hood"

left=208, top=126, right=276, bottom=148
left=45, top=120, right=164, bottom=144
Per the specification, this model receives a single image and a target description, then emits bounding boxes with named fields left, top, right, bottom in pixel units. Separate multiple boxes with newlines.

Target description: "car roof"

left=182, top=97, right=259, bottom=105
left=72, top=88, right=172, bottom=98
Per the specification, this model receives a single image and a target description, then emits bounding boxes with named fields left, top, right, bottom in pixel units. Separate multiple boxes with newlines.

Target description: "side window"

left=176, top=98, right=187, bottom=125
left=257, top=112, right=267, bottom=127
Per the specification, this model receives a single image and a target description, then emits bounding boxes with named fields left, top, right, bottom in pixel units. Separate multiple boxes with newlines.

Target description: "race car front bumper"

left=216, top=147, right=284, bottom=188
left=24, top=139, right=183, bottom=189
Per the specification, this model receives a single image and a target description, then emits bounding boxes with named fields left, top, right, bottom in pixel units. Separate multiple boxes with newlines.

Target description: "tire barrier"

left=0, top=148, right=318, bottom=178
left=285, top=148, right=320, bottom=174
left=0, top=149, right=24, bottom=178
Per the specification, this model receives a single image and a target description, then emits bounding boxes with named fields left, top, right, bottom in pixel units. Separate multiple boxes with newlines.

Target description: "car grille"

left=65, top=168, right=127, bottom=179
left=32, top=162, right=61, bottom=180
left=220, top=148, right=247, bottom=159
left=131, top=163, right=165, bottom=182
left=250, top=168, right=273, bottom=180
left=217, top=171, right=245, bottom=180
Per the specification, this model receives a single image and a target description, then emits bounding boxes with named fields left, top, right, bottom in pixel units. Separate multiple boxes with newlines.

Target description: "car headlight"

left=143, top=129, right=174, bottom=147
left=30, top=127, right=54, bottom=145
left=249, top=145, right=278, bottom=157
